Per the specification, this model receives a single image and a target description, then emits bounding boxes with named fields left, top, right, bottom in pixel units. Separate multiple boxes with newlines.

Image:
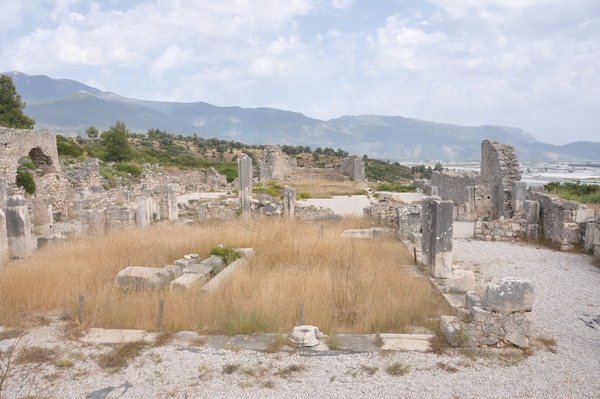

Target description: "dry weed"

left=0, top=218, right=452, bottom=334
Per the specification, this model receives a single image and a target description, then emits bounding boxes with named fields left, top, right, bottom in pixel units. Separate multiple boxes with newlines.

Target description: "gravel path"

left=2, top=224, right=599, bottom=398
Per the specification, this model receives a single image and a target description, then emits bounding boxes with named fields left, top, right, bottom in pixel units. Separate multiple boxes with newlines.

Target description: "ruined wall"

left=0, top=128, right=59, bottom=183
left=431, top=171, right=479, bottom=205
left=527, top=191, right=594, bottom=251
left=260, top=145, right=296, bottom=181
left=63, top=158, right=103, bottom=188
left=480, top=139, right=521, bottom=218
left=340, top=155, right=365, bottom=182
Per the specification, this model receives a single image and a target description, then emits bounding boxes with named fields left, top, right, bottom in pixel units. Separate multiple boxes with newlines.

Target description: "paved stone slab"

left=80, top=328, right=159, bottom=344
left=380, top=334, right=434, bottom=352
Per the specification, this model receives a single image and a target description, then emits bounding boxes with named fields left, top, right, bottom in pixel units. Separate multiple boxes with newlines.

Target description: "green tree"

left=0, top=74, right=35, bottom=129
left=86, top=126, right=99, bottom=139
left=101, top=121, right=133, bottom=162
left=434, top=163, right=443, bottom=172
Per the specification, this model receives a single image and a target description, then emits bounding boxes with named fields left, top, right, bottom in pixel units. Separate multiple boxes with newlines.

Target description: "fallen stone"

left=170, top=273, right=209, bottom=291
left=182, top=263, right=213, bottom=275
left=446, top=270, right=476, bottom=293
left=482, top=277, right=534, bottom=314
left=341, top=229, right=373, bottom=239
left=115, top=267, right=172, bottom=291
left=164, top=264, right=183, bottom=280
left=200, top=255, right=226, bottom=273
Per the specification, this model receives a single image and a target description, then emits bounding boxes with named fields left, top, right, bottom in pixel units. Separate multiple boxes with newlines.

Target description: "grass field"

left=0, top=218, right=452, bottom=335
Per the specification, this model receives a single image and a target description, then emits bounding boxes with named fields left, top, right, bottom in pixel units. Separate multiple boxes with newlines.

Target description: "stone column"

left=155, top=185, right=178, bottom=221
left=421, top=196, right=441, bottom=264
left=5, top=196, right=35, bottom=259
left=512, top=181, right=527, bottom=219
left=283, top=185, right=296, bottom=218
left=238, top=153, right=253, bottom=217
left=0, top=209, right=8, bottom=262
left=524, top=200, right=539, bottom=240
left=429, top=186, right=439, bottom=196
left=0, top=177, right=7, bottom=207
left=465, top=186, right=475, bottom=222
left=428, top=200, right=453, bottom=278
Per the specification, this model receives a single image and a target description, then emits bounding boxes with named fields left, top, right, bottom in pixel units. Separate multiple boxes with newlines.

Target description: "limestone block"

left=289, top=325, right=323, bottom=347
left=440, top=316, right=462, bottom=347
left=201, top=258, right=245, bottom=293
left=428, top=200, right=454, bottom=279
left=259, top=195, right=274, bottom=206
left=200, top=255, right=226, bottom=273
left=283, top=185, right=296, bottom=218
left=372, top=227, right=396, bottom=237
left=529, top=184, right=544, bottom=193
left=470, top=306, right=492, bottom=323
left=182, top=263, right=212, bottom=275
left=575, top=209, right=595, bottom=223
left=170, top=273, right=208, bottom=291
left=0, top=209, right=8, bottom=261
left=465, top=293, right=481, bottom=310
left=164, top=264, right=183, bottom=280
left=482, top=277, right=534, bottom=314
left=411, top=232, right=422, bottom=244
left=107, top=206, right=135, bottom=221
left=447, top=270, right=476, bottom=293
left=583, top=221, right=596, bottom=253
left=115, top=267, right=172, bottom=291
left=236, top=248, right=254, bottom=258
left=238, top=153, right=253, bottom=217
left=397, top=205, right=422, bottom=238
left=341, top=229, right=373, bottom=239
left=502, top=312, right=532, bottom=348
left=5, top=196, right=35, bottom=259
left=174, top=258, right=197, bottom=268
left=262, top=202, right=282, bottom=216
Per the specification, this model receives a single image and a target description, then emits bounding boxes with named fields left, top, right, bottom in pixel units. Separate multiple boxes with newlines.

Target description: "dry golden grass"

left=292, top=179, right=367, bottom=198
left=0, top=218, right=452, bottom=334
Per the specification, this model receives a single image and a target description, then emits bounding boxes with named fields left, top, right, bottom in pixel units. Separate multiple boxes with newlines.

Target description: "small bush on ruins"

left=545, top=181, right=600, bottom=204
left=210, top=245, right=241, bottom=265
left=56, top=135, right=84, bottom=157
left=113, top=162, right=143, bottom=178
left=16, top=169, right=36, bottom=194
left=377, top=183, right=416, bottom=193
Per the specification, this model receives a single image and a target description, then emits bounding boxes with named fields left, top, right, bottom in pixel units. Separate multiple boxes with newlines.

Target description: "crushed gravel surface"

left=2, top=223, right=599, bottom=398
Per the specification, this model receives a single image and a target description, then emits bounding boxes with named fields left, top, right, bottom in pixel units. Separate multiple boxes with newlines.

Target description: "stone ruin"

left=441, top=278, right=535, bottom=349
left=115, top=247, right=253, bottom=293
left=340, top=155, right=365, bottom=182
left=412, top=138, right=597, bottom=257
left=260, top=144, right=297, bottom=181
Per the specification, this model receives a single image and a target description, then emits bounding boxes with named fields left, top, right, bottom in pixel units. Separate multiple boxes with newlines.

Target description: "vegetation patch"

left=386, top=361, right=410, bottom=376
left=377, top=183, right=416, bottom=192
left=544, top=181, right=600, bottom=204
left=16, top=169, right=36, bottom=194
left=210, top=245, right=242, bottom=266
left=97, top=341, right=147, bottom=371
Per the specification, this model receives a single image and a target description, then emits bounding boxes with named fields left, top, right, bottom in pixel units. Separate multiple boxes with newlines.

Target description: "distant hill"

left=5, top=71, right=599, bottom=161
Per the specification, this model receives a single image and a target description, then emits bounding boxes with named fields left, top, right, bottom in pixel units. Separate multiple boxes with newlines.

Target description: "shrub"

left=56, top=135, right=84, bottom=157
left=16, top=170, right=36, bottom=194
left=299, top=192, right=311, bottom=199
left=377, top=183, right=416, bottom=193
left=210, top=245, right=241, bottom=265
left=113, top=163, right=143, bottom=177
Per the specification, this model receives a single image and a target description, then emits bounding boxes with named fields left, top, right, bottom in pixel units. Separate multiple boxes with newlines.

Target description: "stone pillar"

left=428, top=200, right=453, bottom=278
left=5, top=196, right=35, bottom=259
left=465, top=186, right=475, bottom=222
left=32, top=198, right=52, bottom=236
left=524, top=200, right=539, bottom=240
left=421, top=196, right=441, bottom=264
left=584, top=220, right=596, bottom=254
left=0, top=177, right=7, bottom=207
left=397, top=205, right=422, bottom=239
left=0, top=209, right=8, bottom=262
left=594, top=215, right=600, bottom=264
left=283, top=185, right=296, bottom=218
left=238, top=153, right=253, bottom=217
left=429, top=186, right=439, bottom=196
left=155, top=185, right=178, bottom=221
left=512, top=181, right=527, bottom=219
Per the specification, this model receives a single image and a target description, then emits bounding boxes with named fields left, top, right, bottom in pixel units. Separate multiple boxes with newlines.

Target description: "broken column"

left=5, top=195, right=35, bottom=259
left=512, top=181, right=527, bottom=219
left=0, top=209, right=8, bottom=261
left=154, top=185, right=178, bottom=221
left=421, top=195, right=441, bottom=264
left=428, top=200, right=454, bottom=278
left=238, top=153, right=253, bottom=217
left=283, top=185, right=296, bottom=218
left=464, top=186, right=475, bottom=222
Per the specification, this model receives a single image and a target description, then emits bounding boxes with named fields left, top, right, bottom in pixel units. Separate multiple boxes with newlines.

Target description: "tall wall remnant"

left=260, top=145, right=296, bottom=181
left=431, top=171, right=479, bottom=205
left=5, top=195, right=35, bottom=259
left=480, top=139, right=521, bottom=219
left=340, top=155, right=365, bottom=182
left=238, top=153, right=253, bottom=217
left=0, top=128, right=59, bottom=184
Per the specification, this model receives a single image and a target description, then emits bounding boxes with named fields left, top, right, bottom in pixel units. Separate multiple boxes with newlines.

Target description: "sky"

left=1, top=0, right=599, bottom=145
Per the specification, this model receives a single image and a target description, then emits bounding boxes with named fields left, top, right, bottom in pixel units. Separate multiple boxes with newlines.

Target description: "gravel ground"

left=2, top=223, right=599, bottom=398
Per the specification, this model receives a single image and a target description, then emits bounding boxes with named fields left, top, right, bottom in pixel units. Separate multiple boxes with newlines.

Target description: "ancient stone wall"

left=340, top=155, right=365, bottom=182
left=431, top=171, right=480, bottom=205
left=527, top=191, right=593, bottom=251
left=0, top=128, right=59, bottom=184
left=63, top=158, right=103, bottom=188
left=136, top=168, right=208, bottom=194
left=480, top=139, right=521, bottom=218
left=260, top=145, right=296, bottom=181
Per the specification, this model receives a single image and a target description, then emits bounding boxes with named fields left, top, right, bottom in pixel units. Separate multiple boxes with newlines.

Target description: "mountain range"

left=5, top=71, right=599, bottom=161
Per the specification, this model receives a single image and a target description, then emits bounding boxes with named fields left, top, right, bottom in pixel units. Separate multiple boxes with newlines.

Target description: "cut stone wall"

left=0, top=128, right=59, bottom=184
left=431, top=171, right=480, bottom=205
left=63, top=158, right=103, bottom=188
left=480, top=139, right=522, bottom=219
left=340, top=155, right=365, bottom=182
left=0, top=209, right=8, bottom=262
left=397, top=205, right=422, bottom=239
left=260, top=145, right=296, bottom=181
